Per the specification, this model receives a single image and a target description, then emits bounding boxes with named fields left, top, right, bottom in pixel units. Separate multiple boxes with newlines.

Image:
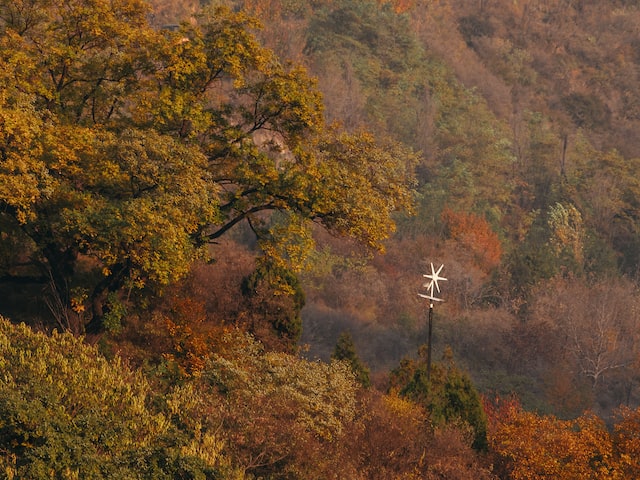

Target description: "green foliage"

left=390, top=346, right=488, bottom=450
left=0, top=0, right=154, bottom=123
left=429, top=81, right=515, bottom=216
left=502, top=228, right=559, bottom=301
left=388, top=56, right=517, bottom=239
left=242, top=259, right=305, bottom=351
left=300, top=129, right=418, bottom=249
left=458, top=14, right=494, bottom=47
left=561, top=92, right=611, bottom=129
left=305, top=0, right=432, bottom=145
left=511, top=111, right=564, bottom=213
left=0, top=316, right=230, bottom=478
left=167, top=329, right=360, bottom=478
left=332, top=331, right=371, bottom=387
left=547, top=202, right=585, bottom=269
left=211, top=333, right=359, bottom=441
left=0, top=317, right=362, bottom=478
left=102, top=292, right=127, bottom=334
left=7, top=2, right=640, bottom=473
left=500, top=195, right=598, bottom=301
left=567, top=135, right=640, bottom=274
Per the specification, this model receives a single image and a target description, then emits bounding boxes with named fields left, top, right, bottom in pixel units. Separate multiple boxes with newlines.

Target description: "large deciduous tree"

left=0, top=0, right=417, bottom=330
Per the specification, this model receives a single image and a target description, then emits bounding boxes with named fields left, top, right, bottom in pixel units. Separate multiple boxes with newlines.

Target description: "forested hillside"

left=3, top=0, right=640, bottom=477
left=211, top=0, right=640, bottom=420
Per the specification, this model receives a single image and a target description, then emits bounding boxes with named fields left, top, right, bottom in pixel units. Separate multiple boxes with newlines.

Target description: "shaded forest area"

left=3, top=0, right=640, bottom=477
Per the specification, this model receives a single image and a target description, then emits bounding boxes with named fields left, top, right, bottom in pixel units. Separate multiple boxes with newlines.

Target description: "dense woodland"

left=2, top=0, right=640, bottom=477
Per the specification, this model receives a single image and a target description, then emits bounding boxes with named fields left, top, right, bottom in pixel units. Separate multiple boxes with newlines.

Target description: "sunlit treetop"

left=0, top=0, right=417, bottom=330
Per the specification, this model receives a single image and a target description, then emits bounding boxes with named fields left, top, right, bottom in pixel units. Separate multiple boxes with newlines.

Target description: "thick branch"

left=218, top=188, right=261, bottom=211
left=205, top=204, right=276, bottom=241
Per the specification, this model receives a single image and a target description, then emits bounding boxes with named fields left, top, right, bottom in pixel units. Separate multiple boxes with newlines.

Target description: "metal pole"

left=427, top=302, right=433, bottom=381
left=419, top=263, right=446, bottom=382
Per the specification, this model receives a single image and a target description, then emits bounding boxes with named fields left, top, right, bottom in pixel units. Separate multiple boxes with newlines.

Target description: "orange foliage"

left=348, top=391, right=495, bottom=479
left=352, top=392, right=430, bottom=478
left=483, top=393, right=522, bottom=434
left=613, top=406, right=640, bottom=477
left=486, top=394, right=626, bottom=479
left=161, top=295, right=222, bottom=377
left=441, top=207, right=502, bottom=272
left=379, top=0, right=415, bottom=14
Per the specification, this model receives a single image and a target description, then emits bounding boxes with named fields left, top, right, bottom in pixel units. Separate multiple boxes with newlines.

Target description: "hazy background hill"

left=140, top=0, right=640, bottom=421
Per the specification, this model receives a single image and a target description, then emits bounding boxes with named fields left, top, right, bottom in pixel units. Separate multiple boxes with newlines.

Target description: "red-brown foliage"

left=441, top=207, right=503, bottom=272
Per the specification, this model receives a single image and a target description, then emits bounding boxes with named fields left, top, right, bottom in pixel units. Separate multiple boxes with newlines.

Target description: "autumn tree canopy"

left=0, top=0, right=417, bottom=331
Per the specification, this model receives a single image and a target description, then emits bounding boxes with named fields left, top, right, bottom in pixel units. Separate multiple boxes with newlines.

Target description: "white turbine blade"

left=420, top=263, right=446, bottom=302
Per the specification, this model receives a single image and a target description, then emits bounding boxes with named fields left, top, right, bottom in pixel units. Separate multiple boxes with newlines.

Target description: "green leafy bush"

left=0, top=317, right=228, bottom=478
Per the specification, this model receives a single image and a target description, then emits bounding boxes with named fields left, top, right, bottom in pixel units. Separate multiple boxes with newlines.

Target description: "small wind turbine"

left=418, top=262, right=447, bottom=303
left=418, top=263, right=447, bottom=380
